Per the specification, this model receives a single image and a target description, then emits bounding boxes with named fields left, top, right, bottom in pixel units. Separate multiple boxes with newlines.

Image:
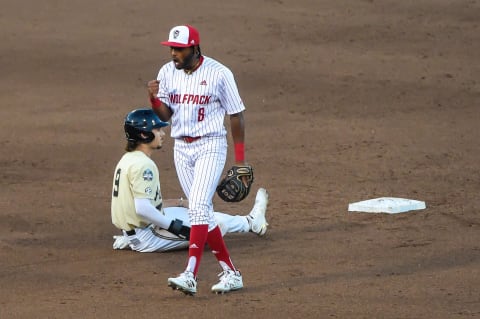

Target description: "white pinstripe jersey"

left=156, top=56, right=245, bottom=138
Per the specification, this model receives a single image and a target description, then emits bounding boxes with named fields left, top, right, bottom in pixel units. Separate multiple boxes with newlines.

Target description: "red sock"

left=187, top=224, right=208, bottom=276
left=206, top=226, right=236, bottom=271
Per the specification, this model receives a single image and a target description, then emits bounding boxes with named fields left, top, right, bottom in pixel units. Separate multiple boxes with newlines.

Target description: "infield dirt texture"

left=1, top=1, right=479, bottom=318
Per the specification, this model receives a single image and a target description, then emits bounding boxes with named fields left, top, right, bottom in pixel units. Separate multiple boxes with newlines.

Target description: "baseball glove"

left=216, top=165, right=254, bottom=202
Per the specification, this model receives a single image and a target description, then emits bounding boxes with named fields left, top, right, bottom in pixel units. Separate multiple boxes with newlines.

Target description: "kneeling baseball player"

left=111, top=108, right=269, bottom=254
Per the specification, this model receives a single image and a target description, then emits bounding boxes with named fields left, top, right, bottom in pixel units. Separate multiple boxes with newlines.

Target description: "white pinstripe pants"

left=174, top=136, right=227, bottom=228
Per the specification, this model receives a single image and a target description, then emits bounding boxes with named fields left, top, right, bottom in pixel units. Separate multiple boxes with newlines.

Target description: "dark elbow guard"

left=167, top=219, right=191, bottom=240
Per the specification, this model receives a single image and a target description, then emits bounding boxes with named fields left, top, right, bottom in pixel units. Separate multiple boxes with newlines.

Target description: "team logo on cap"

left=173, top=30, right=180, bottom=39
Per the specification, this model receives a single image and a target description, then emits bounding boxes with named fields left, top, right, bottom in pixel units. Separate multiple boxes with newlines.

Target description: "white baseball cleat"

left=246, top=188, right=269, bottom=236
left=211, top=269, right=243, bottom=294
left=168, top=271, right=197, bottom=296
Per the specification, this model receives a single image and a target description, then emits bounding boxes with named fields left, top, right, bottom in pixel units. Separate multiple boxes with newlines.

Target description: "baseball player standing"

left=111, top=108, right=269, bottom=253
left=147, top=25, right=267, bottom=295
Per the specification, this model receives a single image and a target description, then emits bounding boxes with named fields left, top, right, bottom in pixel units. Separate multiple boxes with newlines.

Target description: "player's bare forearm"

left=230, top=112, right=245, bottom=144
left=230, top=112, right=246, bottom=165
left=152, top=104, right=173, bottom=122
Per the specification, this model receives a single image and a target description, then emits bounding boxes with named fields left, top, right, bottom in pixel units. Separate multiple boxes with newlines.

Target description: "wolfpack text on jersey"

left=156, top=56, right=245, bottom=139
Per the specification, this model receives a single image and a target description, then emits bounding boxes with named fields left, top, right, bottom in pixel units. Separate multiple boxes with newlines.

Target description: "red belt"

left=182, top=136, right=201, bottom=143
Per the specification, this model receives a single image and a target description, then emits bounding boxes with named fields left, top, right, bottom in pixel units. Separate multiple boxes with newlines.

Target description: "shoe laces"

left=217, top=269, right=239, bottom=282
left=181, top=271, right=196, bottom=280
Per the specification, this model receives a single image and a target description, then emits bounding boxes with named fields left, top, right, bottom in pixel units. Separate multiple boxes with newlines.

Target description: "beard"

left=174, top=49, right=195, bottom=70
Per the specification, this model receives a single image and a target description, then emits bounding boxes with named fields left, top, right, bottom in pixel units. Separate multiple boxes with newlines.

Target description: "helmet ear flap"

left=124, top=125, right=155, bottom=143
left=140, top=131, right=155, bottom=143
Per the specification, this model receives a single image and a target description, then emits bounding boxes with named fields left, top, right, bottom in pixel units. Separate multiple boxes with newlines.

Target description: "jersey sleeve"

left=129, top=162, right=160, bottom=201
left=219, top=68, right=246, bottom=115
left=156, top=65, right=171, bottom=107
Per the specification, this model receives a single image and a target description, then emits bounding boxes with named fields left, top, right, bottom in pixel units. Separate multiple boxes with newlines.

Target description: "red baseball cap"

left=161, top=25, right=200, bottom=47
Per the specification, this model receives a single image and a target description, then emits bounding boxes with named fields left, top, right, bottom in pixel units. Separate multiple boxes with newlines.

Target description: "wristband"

left=150, top=97, right=162, bottom=109
left=234, top=143, right=245, bottom=162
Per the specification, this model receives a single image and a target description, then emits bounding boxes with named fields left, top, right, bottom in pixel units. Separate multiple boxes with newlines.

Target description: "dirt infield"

left=1, top=0, right=479, bottom=318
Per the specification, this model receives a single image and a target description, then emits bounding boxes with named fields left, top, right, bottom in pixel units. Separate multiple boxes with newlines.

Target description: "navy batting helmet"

left=124, top=108, right=169, bottom=143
